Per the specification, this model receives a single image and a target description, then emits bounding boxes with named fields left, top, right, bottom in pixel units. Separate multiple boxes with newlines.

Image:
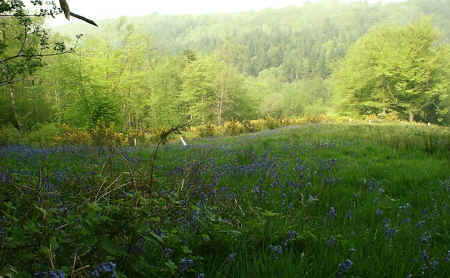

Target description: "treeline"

left=0, top=0, right=449, bottom=141
left=56, top=0, right=450, bottom=80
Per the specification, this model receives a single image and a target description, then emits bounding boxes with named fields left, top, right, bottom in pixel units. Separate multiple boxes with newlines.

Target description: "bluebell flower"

left=269, top=244, right=282, bottom=260
left=385, top=227, right=397, bottom=238
left=326, top=236, right=336, bottom=247
left=179, top=258, right=194, bottom=272
left=90, top=262, right=116, bottom=278
left=164, top=248, right=173, bottom=257
left=399, top=203, right=411, bottom=210
left=420, top=233, right=431, bottom=244
left=416, top=220, right=425, bottom=228
left=196, top=273, right=205, bottom=278
left=154, top=227, right=164, bottom=237
left=421, top=250, right=428, bottom=261
left=345, top=210, right=352, bottom=220
left=338, top=259, right=353, bottom=272
left=226, top=252, right=237, bottom=262
left=308, top=194, right=319, bottom=202
left=383, top=218, right=390, bottom=228
left=287, top=231, right=298, bottom=241
left=328, top=207, right=337, bottom=218
left=376, top=209, right=383, bottom=216
left=444, top=250, right=449, bottom=262
left=422, top=263, right=429, bottom=273
left=34, top=270, right=65, bottom=278
left=431, top=260, right=439, bottom=270
left=283, top=231, right=298, bottom=246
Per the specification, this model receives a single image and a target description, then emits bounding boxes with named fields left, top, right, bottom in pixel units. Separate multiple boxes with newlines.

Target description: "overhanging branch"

left=0, top=50, right=74, bottom=64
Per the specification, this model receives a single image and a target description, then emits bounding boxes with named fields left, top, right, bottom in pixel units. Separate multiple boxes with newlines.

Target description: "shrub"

left=223, top=120, right=245, bottom=136
left=0, top=125, right=22, bottom=146
left=264, top=116, right=282, bottom=129
left=196, top=124, right=218, bottom=138
left=90, top=124, right=128, bottom=146
left=241, top=120, right=259, bottom=133
left=54, top=124, right=93, bottom=145
left=25, top=123, right=62, bottom=146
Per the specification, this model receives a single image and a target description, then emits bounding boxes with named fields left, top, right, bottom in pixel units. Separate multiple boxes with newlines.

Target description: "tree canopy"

left=332, top=19, right=450, bottom=123
left=1, top=0, right=449, bottom=136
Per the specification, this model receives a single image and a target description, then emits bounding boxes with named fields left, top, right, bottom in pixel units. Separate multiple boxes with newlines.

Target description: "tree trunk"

left=9, top=86, right=21, bottom=130
left=409, top=109, right=414, bottom=123
left=218, top=72, right=225, bottom=126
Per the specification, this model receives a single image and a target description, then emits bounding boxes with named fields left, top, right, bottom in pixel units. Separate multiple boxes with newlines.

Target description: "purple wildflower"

left=385, top=227, right=397, bottom=238
left=417, top=220, right=425, bottom=228
left=338, top=259, right=353, bottom=273
left=90, top=262, right=116, bottom=278
left=399, top=203, right=411, bottom=210
left=383, top=218, right=390, bottom=228
left=431, top=260, right=439, bottom=270
left=164, top=248, right=173, bottom=257
left=326, top=236, right=336, bottom=247
left=345, top=210, right=352, bottom=220
left=34, top=270, right=65, bottom=278
left=420, top=233, right=431, bottom=244
left=421, top=250, right=428, bottom=261
left=269, top=244, right=283, bottom=259
left=287, top=231, right=298, bottom=241
left=179, top=258, right=194, bottom=272
left=328, top=207, right=337, bottom=218
left=226, top=252, right=237, bottom=262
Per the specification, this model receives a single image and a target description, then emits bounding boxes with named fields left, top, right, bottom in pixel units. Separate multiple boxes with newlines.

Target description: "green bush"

left=264, top=116, right=282, bottom=129
left=197, top=124, right=218, bottom=137
left=223, top=120, right=245, bottom=136
left=25, top=123, right=62, bottom=147
left=0, top=125, right=22, bottom=145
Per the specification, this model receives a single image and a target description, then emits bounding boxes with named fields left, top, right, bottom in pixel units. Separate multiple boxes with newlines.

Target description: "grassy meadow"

left=0, top=123, right=449, bottom=277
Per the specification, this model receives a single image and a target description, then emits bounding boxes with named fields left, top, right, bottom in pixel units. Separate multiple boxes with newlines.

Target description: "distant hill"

left=51, top=0, right=450, bottom=79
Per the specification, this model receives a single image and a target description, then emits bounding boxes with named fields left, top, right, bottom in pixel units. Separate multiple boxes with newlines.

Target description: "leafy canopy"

left=332, top=18, right=450, bottom=123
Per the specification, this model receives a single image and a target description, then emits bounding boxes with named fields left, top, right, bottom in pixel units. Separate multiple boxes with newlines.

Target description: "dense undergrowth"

left=0, top=115, right=423, bottom=147
left=0, top=124, right=449, bottom=277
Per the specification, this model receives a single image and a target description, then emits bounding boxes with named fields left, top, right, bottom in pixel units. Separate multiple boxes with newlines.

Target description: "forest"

left=0, top=0, right=449, bottom=144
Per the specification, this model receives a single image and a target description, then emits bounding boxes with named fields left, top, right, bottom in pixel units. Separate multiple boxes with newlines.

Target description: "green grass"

left=0, top=123, right=449, bottom=277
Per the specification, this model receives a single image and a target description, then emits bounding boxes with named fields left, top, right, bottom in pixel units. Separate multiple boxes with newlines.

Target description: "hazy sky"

left=47, top=0, right=406, bottom=26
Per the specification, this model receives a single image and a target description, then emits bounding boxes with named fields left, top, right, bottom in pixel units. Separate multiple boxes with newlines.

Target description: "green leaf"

left=182, top=245, right=192, bottom=254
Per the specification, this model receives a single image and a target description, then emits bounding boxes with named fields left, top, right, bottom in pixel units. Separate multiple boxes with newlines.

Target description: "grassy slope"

left=159, top=124, right=450, bottom=277
left=1, top=123, right=449, bottom=277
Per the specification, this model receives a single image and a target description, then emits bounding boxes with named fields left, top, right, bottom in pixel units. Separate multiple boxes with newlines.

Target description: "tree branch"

left=0, top=14, right=46, bottom=17
left=0, top=50, right=74, bottom=64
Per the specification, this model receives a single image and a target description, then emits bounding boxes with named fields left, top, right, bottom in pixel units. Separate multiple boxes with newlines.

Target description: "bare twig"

left=148, top=122, right=191, bottom=192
